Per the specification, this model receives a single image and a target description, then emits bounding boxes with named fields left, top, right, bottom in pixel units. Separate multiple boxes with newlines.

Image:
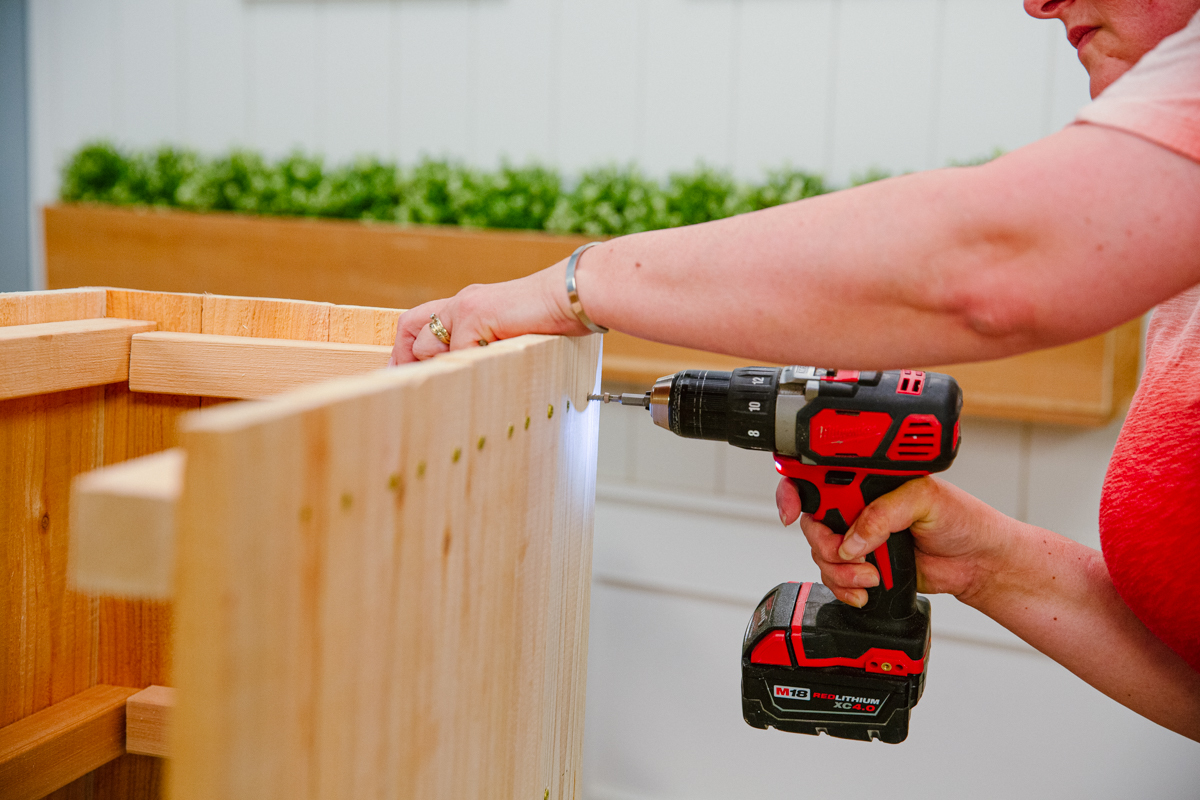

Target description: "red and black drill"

left=592, top=365, right=962, bottom=743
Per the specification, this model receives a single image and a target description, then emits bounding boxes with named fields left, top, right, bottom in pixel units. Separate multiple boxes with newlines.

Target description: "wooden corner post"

left=170, top=334, right=602, bottom=800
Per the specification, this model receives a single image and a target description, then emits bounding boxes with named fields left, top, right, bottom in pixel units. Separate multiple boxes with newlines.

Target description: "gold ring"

left=429, top=314, right=451, bottom=345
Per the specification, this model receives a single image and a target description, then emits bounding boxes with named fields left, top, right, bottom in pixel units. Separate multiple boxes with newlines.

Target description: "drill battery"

left=741, top=578, right=931, bottom=744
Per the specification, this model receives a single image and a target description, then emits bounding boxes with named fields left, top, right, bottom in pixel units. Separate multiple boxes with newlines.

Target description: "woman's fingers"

left=798, top=513, right=878, bottom=608
left=775, top=478, right=803, bottom=526
left=391, top=301, right=443, bottom=365
left=838, top=478, right=936, bottom=560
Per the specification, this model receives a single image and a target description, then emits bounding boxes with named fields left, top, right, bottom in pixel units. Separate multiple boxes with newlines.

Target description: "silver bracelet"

left=565, top=242, right=609, bottom=334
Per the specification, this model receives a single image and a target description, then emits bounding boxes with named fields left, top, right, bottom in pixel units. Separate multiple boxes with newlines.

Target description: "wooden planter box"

left=0, top=287, right=599, bottom=799
left=45, top=204, right=1141, bottom=426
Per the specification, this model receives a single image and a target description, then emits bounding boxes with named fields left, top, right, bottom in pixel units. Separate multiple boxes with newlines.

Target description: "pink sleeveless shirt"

left=1078, top=10, right=1200, bottom=671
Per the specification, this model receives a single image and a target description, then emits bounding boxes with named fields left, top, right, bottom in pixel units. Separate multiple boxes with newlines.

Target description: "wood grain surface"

left=125, top=686, right=174, bottom=759
left=44, top=206, right=1141, bottom=425
left=44, top=205, right=592, bottom=311
left=90, top=289, right=203, bottom=800
left=0, top=684, right=139, bottom=800
left=0, top=318, right=157, bottom=401
left=72, top=450, right=184, bottom=599
left=170, top=333, right=600, bottom=800
left=128, top=332, right=392, bottom=399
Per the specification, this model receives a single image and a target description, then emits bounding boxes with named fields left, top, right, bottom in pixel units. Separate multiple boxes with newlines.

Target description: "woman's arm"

left=393, top=123, right=1200, bottom=367
left=783, top=477, right=1200, bottom=741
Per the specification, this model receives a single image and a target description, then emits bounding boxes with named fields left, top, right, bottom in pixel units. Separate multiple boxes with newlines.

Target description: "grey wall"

left=0, top=0, right=29, bottom=293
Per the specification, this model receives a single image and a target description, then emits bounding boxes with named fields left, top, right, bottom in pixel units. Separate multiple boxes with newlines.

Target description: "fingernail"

left=857, top=571, right=880, bottom=588
left=779, top=508, right=789, bottom=527
left=839, top=533, right=867, bottom=559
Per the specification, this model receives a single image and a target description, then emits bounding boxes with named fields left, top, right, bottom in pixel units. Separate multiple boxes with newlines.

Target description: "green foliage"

left=57, top=140, right=1001, bottom=235
left=320, top=157, right=404, bottom=221
left=948, top=147, right=1005, bottom=168
left=662, top=165, right=747, bottom=227
left=176, top=150, right=277, bottom=213
left=477, top=163, right=562, bottom=230
left=60, top=142, right=136, bottom=204
left=849, top=167, right=893, bottom=187
left=546, top=165, right=668, bottom=236
left=741, top=167, right=828, bottom=211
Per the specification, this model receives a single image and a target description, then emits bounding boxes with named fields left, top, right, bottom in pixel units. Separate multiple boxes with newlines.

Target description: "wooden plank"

left=43, top=205, right=1141, bottom=426
left=0, top=319, right=157, bottom=401
left=71, top=449, right=184, bottom=599
left=125, top=686, right=173, bottom=759
left=0, top=287, right=106, bottom=326
left=45, top=205, right=593, bottom=311
left=328, top=304, right=405, bottom=347
left=106, top=289, right=203, bottom=334
left=0, top=684, right=138, bottom=800
left=927, top=319, right=1144, bottom=426
left=0, top=386, right=105, bottom=729
left=97, top=291, right=199, bottom=799
left=170, top=333, right=600, bottom=800
left=201, top=294, right=331, bottom=342
left=129, top=332, right=392, bottom=399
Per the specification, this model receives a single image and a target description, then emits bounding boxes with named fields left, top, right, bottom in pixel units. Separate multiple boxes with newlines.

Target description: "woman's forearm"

left=965, top=518, right=1200, bottom=740
left=571, top=124, right=1200, bottom=368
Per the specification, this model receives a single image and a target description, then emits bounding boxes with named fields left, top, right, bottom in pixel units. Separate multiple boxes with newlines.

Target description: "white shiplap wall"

left=28, top=0, right=1092, bottom=248
left=27, top=1, right=1199, bottom=797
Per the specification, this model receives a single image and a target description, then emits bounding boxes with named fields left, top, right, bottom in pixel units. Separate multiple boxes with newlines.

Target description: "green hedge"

left=60, top=141, right=992, bottom=236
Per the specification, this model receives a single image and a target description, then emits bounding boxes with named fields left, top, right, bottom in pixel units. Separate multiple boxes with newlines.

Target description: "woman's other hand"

left=777, top=475, right=1012, bottom=608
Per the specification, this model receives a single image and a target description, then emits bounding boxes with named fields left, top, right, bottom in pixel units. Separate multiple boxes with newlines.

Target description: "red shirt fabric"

left=1081, top=10, right=1200, bottom=671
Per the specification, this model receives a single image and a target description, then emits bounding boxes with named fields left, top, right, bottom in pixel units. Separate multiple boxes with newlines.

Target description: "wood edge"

left=132, top=330, right=394, bottom=353
left=179, top=334, right=562, bottom=434
left=45, top=202, right=606, bottom=246
left=0, top=685, right=139, bottom=800
left=70, top=449, right=184, bottom=599
left=126, top=686, right=174, bottom=759
left=0, top=316, right=156, bottom=339
left=0, top=318, right=157, bottom=401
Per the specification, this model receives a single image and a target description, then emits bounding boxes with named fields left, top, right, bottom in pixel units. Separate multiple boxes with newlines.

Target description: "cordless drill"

left=592, top=365, right=962, bottom=743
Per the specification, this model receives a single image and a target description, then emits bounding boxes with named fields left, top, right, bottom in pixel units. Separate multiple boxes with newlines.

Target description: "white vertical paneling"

left=246, top=1, right=321, bottom=158
left=181, top=0, right=249, bottom=151
left=27, top=0, right=63, bottom=289
left=555, top=0, right=643, bottom=174
left=941, top=417, right=1025, bottom=519
left=474, top=0, right=558, bottom=166
left=114, top=0, right=183, bottom=147
left=1026, top=416, right=1123, bottom=549
left=931, top=0, right=1052, bottom=165
left=392, top=0, right=478, bottom=163
left=597, top=403, right=634, bottom=483
left=720, top=443, right=782, bottom=504
left=630, top=417, right=723, bottom=494
left=316, top=1, right=392, bottom=163
left=732, top=0, right=835, bottom=178
left=55, top=0, right=118, bottom=157
left=640, top=0, right=737, bottom=176
left=581, top=583, right=1200, bottom=800
left=826, top=0, right=941, bottom=183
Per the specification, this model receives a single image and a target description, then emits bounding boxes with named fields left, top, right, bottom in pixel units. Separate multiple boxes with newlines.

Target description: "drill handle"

left=789, top=472, right=921, bottom=624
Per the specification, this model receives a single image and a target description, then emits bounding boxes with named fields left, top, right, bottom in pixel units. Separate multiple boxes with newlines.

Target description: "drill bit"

left=588, top=392, right=651, bottom=408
